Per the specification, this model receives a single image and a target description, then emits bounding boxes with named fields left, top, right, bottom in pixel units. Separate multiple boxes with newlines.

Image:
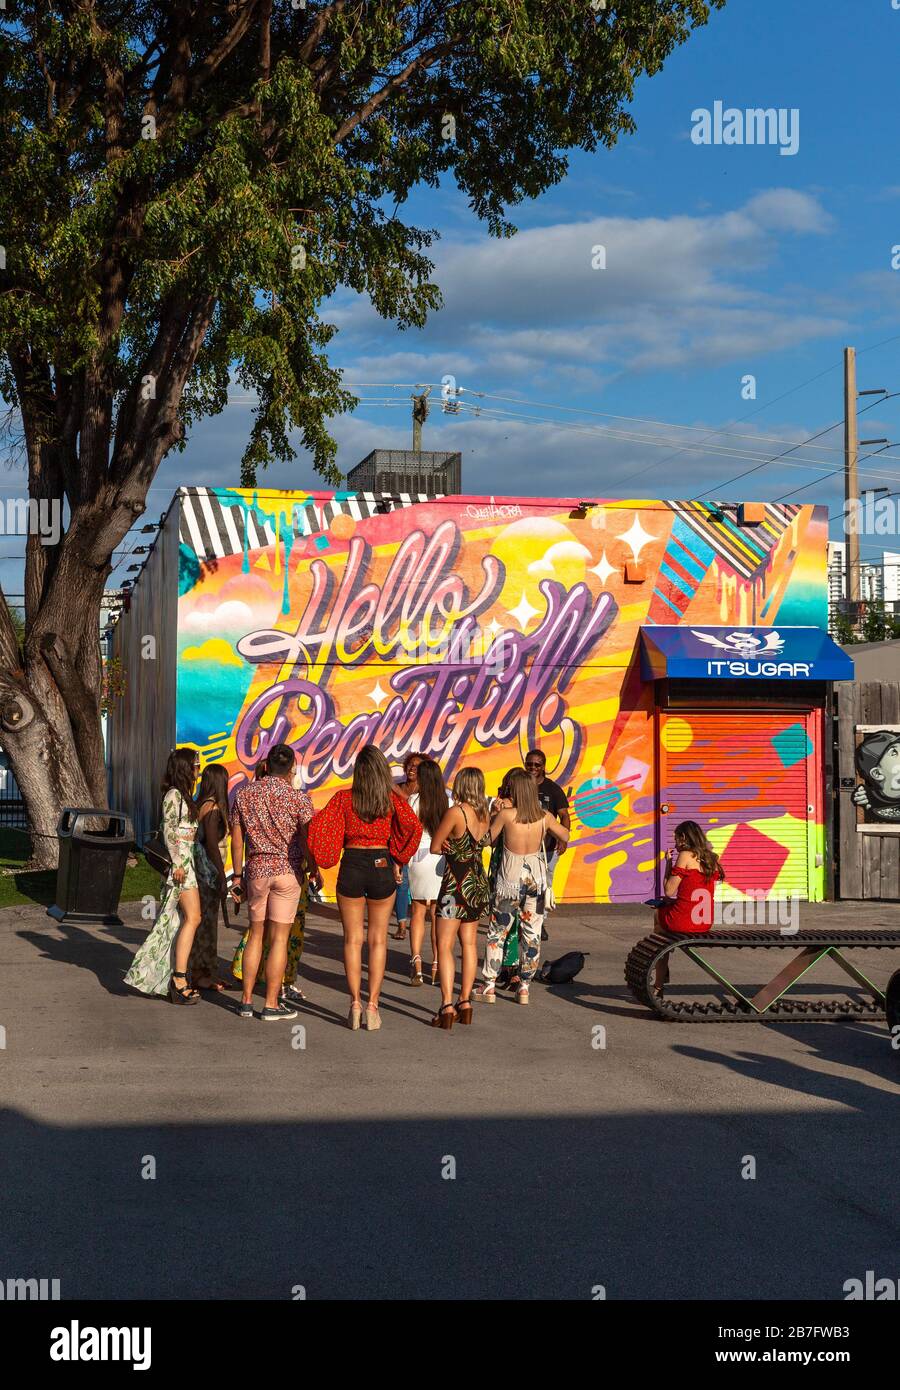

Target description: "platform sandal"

left=431, top=1003, right=456, bottom=1030
left=455, top=996, right=474, bottom=1025
left=169, top=972, right=199, bottom=1005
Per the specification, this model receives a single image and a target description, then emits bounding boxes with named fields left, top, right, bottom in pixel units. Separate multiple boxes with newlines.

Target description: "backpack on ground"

left=538, top=950, right=588, bottom=984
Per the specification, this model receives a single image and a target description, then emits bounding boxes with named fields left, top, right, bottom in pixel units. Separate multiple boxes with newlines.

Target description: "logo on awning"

left=690, top=629, right=785, bottom=658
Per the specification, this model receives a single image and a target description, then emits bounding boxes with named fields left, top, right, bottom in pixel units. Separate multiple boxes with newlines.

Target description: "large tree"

left=0, top=0, right=723, bottom=866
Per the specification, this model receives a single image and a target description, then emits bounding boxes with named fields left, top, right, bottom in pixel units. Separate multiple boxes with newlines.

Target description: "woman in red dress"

left=307, top=745, right=421, bottom=1031
left=653, top=820, right=724, bottom=996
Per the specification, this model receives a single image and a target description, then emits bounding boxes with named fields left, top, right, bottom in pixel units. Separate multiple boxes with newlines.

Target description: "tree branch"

left=298, top=0, right=348, bottom=65
left=0, top=585, right=23, bottom=677
left=332, top=41, right=457, bottom=145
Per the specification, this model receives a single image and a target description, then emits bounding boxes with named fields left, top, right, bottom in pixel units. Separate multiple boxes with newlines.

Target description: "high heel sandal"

left=431, top=1003, right=456, bottom=1030
left=409, top=954, right=424, bottom=987
left=455, top=997, right=474, bottom=1025
left=169, top=972, right=199, bottom=1005
left=347, top=1001, right=363, bottom=1030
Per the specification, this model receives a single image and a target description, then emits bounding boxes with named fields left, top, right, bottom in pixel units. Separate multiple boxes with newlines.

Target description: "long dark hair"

left=674, top=820, right=720, bottom=877
left=351, top=744, right=393, bottom=822
left=196, top=763, right=229, bottom=833
left=415, top=758, right=449, bottom=835
left=162, top=747, right=198, bottom=821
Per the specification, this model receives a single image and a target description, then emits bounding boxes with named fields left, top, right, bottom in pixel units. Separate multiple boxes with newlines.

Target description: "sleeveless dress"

left=437, top=807, right=490, bottom=920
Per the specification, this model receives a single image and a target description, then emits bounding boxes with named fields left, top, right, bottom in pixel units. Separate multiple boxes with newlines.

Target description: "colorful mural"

left=173, top=489, right=828, bottom=902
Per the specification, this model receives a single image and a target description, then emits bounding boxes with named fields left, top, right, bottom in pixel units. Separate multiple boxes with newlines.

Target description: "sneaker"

left=281, top=986, right=307, bottom=1007
left=260, top=1003, right=298, bottom=1022
left=238, top=1002, right=254, bottom=1020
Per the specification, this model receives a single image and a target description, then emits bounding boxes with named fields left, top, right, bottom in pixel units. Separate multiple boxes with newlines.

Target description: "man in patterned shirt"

left=231, top=743, right=316, bottom=1021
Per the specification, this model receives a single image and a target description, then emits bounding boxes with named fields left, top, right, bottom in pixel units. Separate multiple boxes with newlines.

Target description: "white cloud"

left=329, top=190, right=841, bottom=377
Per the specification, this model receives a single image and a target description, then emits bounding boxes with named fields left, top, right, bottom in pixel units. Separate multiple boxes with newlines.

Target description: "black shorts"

left=336, top=848, right=397, bottom=900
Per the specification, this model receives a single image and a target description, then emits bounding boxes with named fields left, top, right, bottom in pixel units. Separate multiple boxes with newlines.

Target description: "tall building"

left=827, top=540, right=900, bottom=629
left=346, top=449, right=462, bottom=496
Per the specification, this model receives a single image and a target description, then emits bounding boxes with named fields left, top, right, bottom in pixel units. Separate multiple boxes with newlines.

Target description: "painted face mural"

left=853, top=727, right=900, bottom=830
left=175, top=490, right=828, bottom=902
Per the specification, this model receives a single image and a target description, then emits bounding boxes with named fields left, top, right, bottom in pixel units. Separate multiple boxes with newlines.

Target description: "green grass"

left=0, top=827, right=160, bottom=910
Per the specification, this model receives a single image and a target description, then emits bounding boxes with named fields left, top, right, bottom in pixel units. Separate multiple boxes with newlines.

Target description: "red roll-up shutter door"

left=659, top=711, right=812, bottom=900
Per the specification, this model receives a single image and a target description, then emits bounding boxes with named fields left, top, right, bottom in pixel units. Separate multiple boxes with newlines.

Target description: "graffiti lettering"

left=234, top=522, right=617, bottom=788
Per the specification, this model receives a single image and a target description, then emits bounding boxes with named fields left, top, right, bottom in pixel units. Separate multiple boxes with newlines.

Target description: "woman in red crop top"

left=652, top=820, right=724, bottom=996
left=307, top=744, right=421, bottom=1030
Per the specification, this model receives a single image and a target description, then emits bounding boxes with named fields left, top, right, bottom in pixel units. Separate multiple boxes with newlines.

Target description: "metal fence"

left=0, top=762, right=28, bottom=829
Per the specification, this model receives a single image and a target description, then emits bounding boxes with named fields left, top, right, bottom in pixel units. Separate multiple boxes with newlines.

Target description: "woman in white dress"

left=406, top=758, right=450, bottom=986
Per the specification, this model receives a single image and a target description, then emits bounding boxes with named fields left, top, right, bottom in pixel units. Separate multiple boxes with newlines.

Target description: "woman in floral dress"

left=125, top=749, right=204, bottom=1003
left=429, top=767, right=492, bottom=1028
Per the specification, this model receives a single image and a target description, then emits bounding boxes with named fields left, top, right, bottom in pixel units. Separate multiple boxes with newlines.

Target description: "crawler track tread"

left=624, top=929, right=900, bottom=1023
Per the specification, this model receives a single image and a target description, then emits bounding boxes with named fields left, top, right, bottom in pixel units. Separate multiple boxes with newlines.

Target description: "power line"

left=434, top=396, right=900, bottom=484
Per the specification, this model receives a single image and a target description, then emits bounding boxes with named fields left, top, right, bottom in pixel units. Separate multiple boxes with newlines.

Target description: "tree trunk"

left=0, top=669, right=98, bottom=870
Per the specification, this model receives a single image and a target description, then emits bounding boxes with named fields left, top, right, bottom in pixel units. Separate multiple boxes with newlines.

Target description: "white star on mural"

left=507, top=593, right=541, bottom=631
left=590, top=551, right=618, bottom=584
left=484, top=618, right=504, bottom=639
left=620, top=514, right=656, bottom=562
left=367, top=680, right=389, bottom=708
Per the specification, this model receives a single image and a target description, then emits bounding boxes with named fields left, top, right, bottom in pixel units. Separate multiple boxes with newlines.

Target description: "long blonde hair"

left=351, top=744, right=394, bottom=822
left=452, top=767, right=489, bottom=823
left=507, top=768, right=543, bottom=824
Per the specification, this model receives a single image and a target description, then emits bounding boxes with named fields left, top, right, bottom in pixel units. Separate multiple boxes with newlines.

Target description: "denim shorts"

left=336, top=848, right=397, bottom=900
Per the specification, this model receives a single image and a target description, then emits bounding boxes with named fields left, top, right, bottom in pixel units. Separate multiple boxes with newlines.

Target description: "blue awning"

left=640, top=625, right=853, bottom=681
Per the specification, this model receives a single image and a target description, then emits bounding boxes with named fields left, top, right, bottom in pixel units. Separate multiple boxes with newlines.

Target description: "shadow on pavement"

left=2, top=1104, right=899, bottom=1301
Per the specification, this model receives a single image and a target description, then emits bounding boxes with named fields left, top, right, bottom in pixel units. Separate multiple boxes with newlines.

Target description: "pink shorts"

left=246, top=871, right=302, bottom=924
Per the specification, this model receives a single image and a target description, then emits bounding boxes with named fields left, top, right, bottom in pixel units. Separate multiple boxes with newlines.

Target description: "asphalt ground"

left=2, top=898, right=899, bottom=1300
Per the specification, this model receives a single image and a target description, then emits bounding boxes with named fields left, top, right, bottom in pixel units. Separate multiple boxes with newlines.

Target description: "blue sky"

left=8, top=0, right=900, bottom=600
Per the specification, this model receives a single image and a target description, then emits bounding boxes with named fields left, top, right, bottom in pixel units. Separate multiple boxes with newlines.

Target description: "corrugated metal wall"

left=658, top=709, right=822, bottom=901
left=107, top=499, right=179, bottom=843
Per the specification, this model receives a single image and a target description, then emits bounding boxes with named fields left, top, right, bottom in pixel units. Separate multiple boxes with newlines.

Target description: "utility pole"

left=411, top=387, right=431, bottom=450
left=844, top=347, right=859, bottom=606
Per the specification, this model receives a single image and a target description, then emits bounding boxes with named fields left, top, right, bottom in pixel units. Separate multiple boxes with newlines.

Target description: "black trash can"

left=47, top=807, right=134, bottom=927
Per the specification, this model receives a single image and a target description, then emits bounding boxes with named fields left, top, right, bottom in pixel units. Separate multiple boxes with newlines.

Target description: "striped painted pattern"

left=665, top=501, right=802, bottom=580
left=178, top=486, right=441, bottom=561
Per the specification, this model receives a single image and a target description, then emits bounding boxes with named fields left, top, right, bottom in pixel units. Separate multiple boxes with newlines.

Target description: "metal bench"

left=625, top=929, right=900, bottom=1022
